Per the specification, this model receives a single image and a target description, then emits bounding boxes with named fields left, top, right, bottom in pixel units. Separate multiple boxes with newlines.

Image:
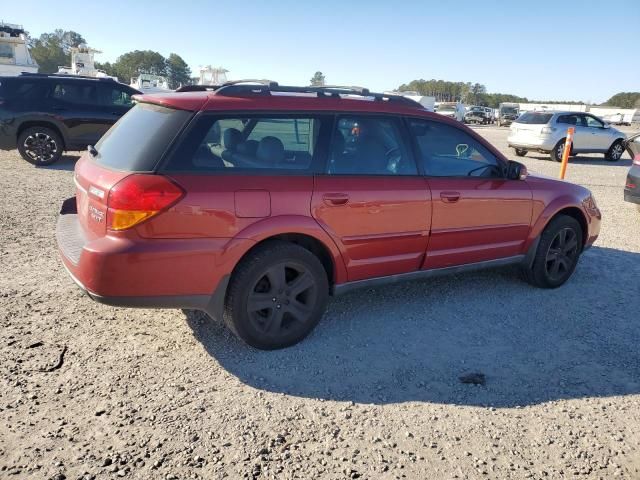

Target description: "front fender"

left=527, top=194, right=591, bottom=248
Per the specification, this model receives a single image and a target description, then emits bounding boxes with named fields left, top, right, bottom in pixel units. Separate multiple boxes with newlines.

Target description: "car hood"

left=526, top=172, right=592, bottom=199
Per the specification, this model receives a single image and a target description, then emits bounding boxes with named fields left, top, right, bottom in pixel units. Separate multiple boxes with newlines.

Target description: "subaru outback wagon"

left=57, top=81, right=601, bottom=349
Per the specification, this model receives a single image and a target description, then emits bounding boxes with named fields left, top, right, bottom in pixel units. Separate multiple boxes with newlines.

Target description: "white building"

left=0, top=22, right=38, bottom=76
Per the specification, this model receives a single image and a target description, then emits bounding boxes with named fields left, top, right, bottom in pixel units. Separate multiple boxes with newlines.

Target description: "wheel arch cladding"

left=17, top=121, right=66, bottom=149
left=549, top=207, right=588, bottom=248
left=232, top=234, right=336, bottom=288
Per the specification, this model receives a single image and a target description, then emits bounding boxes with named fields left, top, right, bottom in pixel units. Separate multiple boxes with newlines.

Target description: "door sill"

left=332, top=255, right=525, bottom=296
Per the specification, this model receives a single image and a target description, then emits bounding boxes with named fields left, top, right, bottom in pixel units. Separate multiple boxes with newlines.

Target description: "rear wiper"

left=87, top=145, right=98, bottom=157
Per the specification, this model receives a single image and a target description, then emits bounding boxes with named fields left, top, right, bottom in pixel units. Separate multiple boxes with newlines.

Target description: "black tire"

left=515, top=148, right=527, bottom=157
left=605, top=139, right=624, bottom=162
left=17, top=126, right=63, bottom=166
left=550, top=139, right=567, bottom=162
left=223, top=240, right=329, bottom=350
left=522, top=215, right=583, bottom=288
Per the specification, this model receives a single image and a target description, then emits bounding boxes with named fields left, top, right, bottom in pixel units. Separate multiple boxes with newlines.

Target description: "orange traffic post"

left=559, top=127, right=574, bottom=179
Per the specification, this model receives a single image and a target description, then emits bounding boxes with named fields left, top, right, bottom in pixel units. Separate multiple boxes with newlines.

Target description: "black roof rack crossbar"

left=212, top=83, right=424, bottom=108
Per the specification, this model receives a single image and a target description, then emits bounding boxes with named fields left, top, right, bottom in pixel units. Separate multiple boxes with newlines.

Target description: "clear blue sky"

left=3, top=0, right=638, bottom=102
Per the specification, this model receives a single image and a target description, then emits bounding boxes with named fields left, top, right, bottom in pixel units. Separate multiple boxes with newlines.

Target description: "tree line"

left=398, top=78, right=639, bottom=109
left=29, top=29, right=191, bottom=89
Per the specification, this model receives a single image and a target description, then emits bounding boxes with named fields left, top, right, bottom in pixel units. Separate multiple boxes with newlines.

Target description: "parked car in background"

left=497, top=102, right=520, bottom=126
left=508, top=111, right=627, bottom=162
left=465, top=106, right=492, bottom=125
left=0, top=73, right=140, bottom=165
left=435, top=101, right=465, bottom=121
left=624, top=133, right=640, bottom=211
left=56, top=81, right=601, bottom=349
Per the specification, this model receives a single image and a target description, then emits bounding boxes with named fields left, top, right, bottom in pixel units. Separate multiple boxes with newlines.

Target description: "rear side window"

left=516, top=112, right=553, bottom=124
left=408, top=119, right=503, bottom=177
left=0, top=79, right=49, bottom=102
left=164, top=115, right=325, bottom=172
left=93, top=103, right=191, bottom=171
left=327, top=116, right=417, bottom=175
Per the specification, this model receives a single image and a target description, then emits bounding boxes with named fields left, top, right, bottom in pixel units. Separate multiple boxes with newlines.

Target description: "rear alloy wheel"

left=17, top=126, right=63, bottom=166
left=550, top=139, right=567, bottom=162
left=605, top=139, right=624, bottom=162
left=224, top=241, right=329, bottom=350
left=522, top=215, right=583, bottom=288
left=515, top=148, right=527, bottom=157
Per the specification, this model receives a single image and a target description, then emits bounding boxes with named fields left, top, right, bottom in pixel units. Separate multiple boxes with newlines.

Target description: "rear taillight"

left=541, top=126, right=556, bottom=134
left=634, top=155, right=640, bottom=166
left=107, top=174, right=184, bottom=231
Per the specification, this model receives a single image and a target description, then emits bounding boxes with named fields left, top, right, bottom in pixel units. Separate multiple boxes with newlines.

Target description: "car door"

left=49, top=80, right=108, bottom=148
left=556, top=113, right=587, bottom=152
left=582, top=114, right=610, bottom=151
left=311, top=115, right=431, bottom=281
left=407, top=118, right=532, bottom=269
left=97, top=83, right=137, bottom=136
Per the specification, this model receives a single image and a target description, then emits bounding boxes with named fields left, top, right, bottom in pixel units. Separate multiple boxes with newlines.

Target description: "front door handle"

left=323, top=193, right=349, bottom=206
left=440, top=191, right=461, bottom=203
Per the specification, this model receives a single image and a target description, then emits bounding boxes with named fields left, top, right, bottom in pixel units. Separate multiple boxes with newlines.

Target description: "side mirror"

left=507, top=160, right=528, bottom=180
left=603, top=123, right=610, bottom=129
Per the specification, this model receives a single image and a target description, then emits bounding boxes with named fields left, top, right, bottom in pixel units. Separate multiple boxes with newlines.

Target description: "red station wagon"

left=57, top=81, right=601, bottom=349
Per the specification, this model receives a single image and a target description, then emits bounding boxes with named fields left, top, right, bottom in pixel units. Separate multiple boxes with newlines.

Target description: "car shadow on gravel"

left=38, top=154, right=80, bottom=171
left=185, top=246, right=640, bottom=408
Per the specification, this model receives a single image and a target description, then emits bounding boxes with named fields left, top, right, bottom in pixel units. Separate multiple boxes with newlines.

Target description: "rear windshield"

left=515, top=112, right=553, bottom=124
left=93, top=103, right=191, bottom=171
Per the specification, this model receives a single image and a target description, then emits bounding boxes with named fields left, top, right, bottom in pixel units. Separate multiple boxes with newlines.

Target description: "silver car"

left=508, top=111, right=626, bottom=162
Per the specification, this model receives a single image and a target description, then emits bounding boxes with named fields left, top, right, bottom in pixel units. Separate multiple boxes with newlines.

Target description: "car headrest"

left=237, top=139, right=259, bottom=156
left=256, top=136, right=285, bottom=166
left=223, top=128, right=242, bottom=151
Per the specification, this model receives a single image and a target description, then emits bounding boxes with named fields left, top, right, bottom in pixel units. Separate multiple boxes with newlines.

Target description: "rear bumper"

left=508, top=136, right=555, bottom=152
left=56, top=197, right=233, bottom=319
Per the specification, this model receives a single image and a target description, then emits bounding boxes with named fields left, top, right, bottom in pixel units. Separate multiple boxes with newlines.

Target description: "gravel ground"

left=1, top=125, right=639, bottom=480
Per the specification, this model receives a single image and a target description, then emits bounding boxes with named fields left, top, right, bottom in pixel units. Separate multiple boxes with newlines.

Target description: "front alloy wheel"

left=544, top=227, right=579, bottom=282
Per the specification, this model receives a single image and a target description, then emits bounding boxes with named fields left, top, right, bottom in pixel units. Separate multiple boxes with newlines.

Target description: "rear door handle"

left=323, top=193, right=349, bottom=206
left=440, top=191, right=461, bottom=203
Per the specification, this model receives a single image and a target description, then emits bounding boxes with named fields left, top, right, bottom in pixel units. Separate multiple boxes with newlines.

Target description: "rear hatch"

left=74, top=102, right=193, bottom=239
left=511, top=112, right=554, bottom=140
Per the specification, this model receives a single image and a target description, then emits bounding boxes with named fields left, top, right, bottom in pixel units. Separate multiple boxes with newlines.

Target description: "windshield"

left=515, top=112, right=553, bottom=125
left=501, top=107, right=518, bottom=114
left=93, top=103, right=191, bottom=171
left=437, top=104, right=456, bottom=112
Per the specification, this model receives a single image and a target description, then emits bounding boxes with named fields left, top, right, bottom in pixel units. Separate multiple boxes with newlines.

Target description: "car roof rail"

left=213, top=82, right=424, bottom=108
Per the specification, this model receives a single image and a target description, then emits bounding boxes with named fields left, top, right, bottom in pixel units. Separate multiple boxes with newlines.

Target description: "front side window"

left=164, top=116, right=323, bottom=172
left=99, top=85, right=134, bottom=107
left=584, top=115, right=604, bottom=128
left=328, top=116, right=417, bottom=175
left=409, top=119, right=503, bottom=177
